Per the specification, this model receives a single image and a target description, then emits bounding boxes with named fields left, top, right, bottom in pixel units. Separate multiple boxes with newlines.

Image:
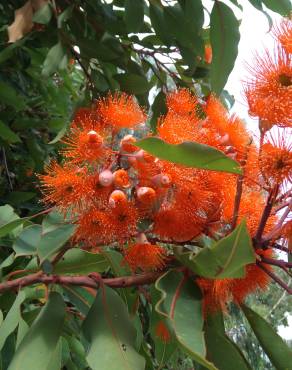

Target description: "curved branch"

left=0, top=271, right=163, bottom=294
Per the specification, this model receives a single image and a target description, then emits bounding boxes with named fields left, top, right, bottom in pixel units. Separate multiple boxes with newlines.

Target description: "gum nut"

left=99, top=170, right=113, bottom=186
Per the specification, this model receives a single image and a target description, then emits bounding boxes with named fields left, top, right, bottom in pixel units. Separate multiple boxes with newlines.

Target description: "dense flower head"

left=244, top=47, right=292, bottom=128
left=97, top=92, right=146, bottom=129
left=123, top=242, right=166, bottom=272
left=273, top=18, right=292, bottom=55
left=39, top=86, right=290, bottom=309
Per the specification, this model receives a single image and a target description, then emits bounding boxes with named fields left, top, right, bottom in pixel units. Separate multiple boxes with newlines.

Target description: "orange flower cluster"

left=39, top=77, right=291, bottom=309
left=244, top=19, right=292, bottom=128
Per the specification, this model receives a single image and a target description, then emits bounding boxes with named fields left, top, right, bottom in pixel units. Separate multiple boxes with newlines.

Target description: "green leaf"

left=0, top=120, right=21, bottom=143
left=175, top=220, right=255, bottom=278
left=0, top=291, right=26, bottom=351
left=32, top=3, right=53, bottom=24
left=8, top=292, right=66, bottom=370
left=53, top=249, right=109, bottom=275
left=210, top=1, right=240, bottom=94
left=150, top=91, right=167, bottom=133
left=136, top=137, right=242, bottom=174
left=124, top=0, right=144, bottom=33
left=241, top=305, right=292, bottom=370
left=63, top=286, right=94, bottom=316
left=42, top=211, right=66, bottom=233
left=38, top=223, right=76, bottom=263
left=48, top=125, right=67, bottom=144
left=4, top=192, right=36, bottom=206
left=150, top=287, right=177, bottom=366
left=82, top=286, right=145, bottom=370
left=262, top=0, right=291, bottom=15
left=0, top=205, right=27, bottom=238
left=155, top=270, right=217, bottom=370
left=16, top=317, right=29, bottom=349
left=115, top=73, right=151, bottom=94
left=204, top=313, right=252, bottom=370
left=42, top=42, right=67, bottom=77
left=13, top=225, right=42, bottom=257
left=0, top=82, right=26, bottom=111
left=149, top=2, right=171, bottom=44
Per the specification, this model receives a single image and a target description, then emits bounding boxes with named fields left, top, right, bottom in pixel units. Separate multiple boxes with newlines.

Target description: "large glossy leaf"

left=175, top=220, right=255, bottom=278
left=13, top=225, right=42, bottom=257
left=42, top=42, right=68, bottom=77
left=0, top=82, right=26, bottom=111
left=124, top=0, right=144, bottom=33
left=241, top=305, right=292, bottom=370
left=0, top=291, right=26, bottom=351
left=204, top=313, right=252, bottom=370
left=0, top=205, right=26, bottom=238
left=136, top=137, right=242, bottom=174
left=32, top=3, right=53, bottom=24
left=8, top=292, right=66, bottom=370
left=150, top=286, right=177, bottom=366
left=115, top=73, right=151, bottom=95
left=82, top=286, right=145, bottom=370
left=38, top=223, right=76, bottom=263
left=53, top=249, right=109, bottom=275
left=0, top=120, right=21, bottom=143
left=149, top=2, right=171, bottom=45
left=262, top=0, right=291, bottom=15
left=210, top=1, right=240, bottom=95
left=155, top=270, right=217, bottom=370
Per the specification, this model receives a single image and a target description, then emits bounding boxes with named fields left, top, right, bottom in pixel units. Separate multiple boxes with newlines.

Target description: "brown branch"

left=255, top=185, right=279, bottom=245
left=257, top=262, right=292, bottom=294
left=0, top=271, right=163, bottom=294
left=272, top=243, right=292, bottom=254
left=260, top=256, right=292, bottom=269
left=263, top=198, right=292, bottom=241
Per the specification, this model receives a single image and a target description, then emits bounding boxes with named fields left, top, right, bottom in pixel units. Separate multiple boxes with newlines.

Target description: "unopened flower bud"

left=109, top=190, right=127, bottom=208
left=219, top=133, right=230, bottom=145
left=99, top=170, right=113, bottom=187
left=136, top=187, right=156, bottom=204
left=152, top=173, right=172, bottom=187
left=120, top=135, right=137, bottom=153
left=87, top=130, right=103, bottom=145
left=136, top=233, right=149, bottom=244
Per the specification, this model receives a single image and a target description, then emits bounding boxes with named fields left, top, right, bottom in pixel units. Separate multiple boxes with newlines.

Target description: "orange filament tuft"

left=204, top=44, right=212, bottom=64
left=244, top=47, right=292, bottom=128
left=273, top=18, right=292, bottom=55
left=62, top=128, right=107, bottom=164
left=39, top=162, right=89, bottom=210
left=166, top=88, right=198, bottom=116
left=198, top=249, right=273, bottom=313
left=155, top=320, right=171, bottom=343
left=123, top=243, right=166, bottom=272
left=260, top=129, right=292, bottom=186
left=109, top=190, right=127, bottom=208
left=113, top=169, right=130, bottom=188
left=136, top=187, right=157, bottom=205
left=97, top=93, right=146, bottom=129
left=120, top=135, right=137, bottom=153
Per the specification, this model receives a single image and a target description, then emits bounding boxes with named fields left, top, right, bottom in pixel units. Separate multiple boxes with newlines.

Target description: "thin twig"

left=264, top=277, right=291, bottom=320
left=257, top=262, right=292, bottom=294
left=2, top=147, right=13, bottom=191
left=263, top=198, right=292, bottom=241
left=260, top=256, right=292, bottom=269
left=255, top=185, right=279, bottom=245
